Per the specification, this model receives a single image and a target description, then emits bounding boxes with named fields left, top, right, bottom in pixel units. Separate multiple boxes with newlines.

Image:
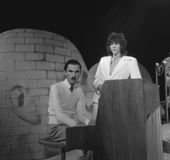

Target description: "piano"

left=66, top=79, right=163, bottom=160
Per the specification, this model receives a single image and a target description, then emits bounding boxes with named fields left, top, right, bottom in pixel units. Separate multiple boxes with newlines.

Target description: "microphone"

left=155, top=62, right=162, bottom=75
left=162, top=60, right=167, bottom=66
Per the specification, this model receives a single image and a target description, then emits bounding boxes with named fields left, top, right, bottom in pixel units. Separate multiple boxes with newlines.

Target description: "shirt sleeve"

left=76, top=90, right=90, bottom=125
left=50, top=85, right=77, bottom=127
left=129, top=58, right=142, bottom=79
left=93, top=58, right=105, bottom=92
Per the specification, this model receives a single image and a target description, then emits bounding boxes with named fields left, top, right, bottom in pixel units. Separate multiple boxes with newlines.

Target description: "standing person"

left=92, top=32, right=142, bottom=120
left=48, top=59, right=94, bottom=159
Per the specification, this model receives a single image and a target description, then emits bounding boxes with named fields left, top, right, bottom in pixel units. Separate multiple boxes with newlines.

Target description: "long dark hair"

left=106, top=32, right=127, bottom=56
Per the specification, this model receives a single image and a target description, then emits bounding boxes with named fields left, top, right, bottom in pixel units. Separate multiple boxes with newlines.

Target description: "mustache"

left=71, top=77, right=76, bottom=80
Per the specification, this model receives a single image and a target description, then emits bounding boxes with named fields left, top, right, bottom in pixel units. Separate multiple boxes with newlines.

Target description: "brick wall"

left=0, top=29, right=94, bottom=160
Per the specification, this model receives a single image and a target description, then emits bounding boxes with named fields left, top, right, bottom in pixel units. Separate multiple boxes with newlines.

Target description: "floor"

left=46, top=123, right=170, bottom=160
left=46, top=150, right=83, bottom=160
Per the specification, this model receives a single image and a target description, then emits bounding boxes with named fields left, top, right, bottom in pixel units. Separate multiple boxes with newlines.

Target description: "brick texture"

left=0, top=28, right=91, bottom=160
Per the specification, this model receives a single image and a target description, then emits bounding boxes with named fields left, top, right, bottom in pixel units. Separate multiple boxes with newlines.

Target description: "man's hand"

left=75, top=121, right=85, bottom=126
left=97, top=84, right=103, bottom=94
left=88, top=119, right=96, bottom=125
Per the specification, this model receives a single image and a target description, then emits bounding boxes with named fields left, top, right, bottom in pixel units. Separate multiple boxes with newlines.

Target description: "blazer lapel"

left=110, top=56, right=127, bottom=78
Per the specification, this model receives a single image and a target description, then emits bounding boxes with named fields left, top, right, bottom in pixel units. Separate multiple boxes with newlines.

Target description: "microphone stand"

left=155, top=58, right=169, bottom=122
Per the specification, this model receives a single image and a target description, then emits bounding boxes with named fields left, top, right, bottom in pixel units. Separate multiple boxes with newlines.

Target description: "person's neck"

left=112, top=53, right=121, bottom=59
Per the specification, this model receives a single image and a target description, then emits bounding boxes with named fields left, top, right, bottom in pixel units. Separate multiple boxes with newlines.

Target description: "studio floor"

left=47, top=123, right=170, bottom=160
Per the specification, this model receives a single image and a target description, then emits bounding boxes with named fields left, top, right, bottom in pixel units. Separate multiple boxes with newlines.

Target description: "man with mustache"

left=48, top=59, right=94, bottom=159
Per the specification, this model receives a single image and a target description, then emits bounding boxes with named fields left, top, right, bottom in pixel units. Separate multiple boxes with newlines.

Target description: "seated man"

left=48, top=59, right=94, bottom=159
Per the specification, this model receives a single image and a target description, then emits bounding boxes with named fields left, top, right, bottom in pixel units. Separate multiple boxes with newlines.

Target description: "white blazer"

left=93, top=56, right=142, bottom=103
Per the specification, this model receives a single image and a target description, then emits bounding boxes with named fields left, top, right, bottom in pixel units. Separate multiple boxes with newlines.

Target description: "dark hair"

left=106, top=32, right=127, bottom=56
left=64, top=59, right=82, bottom=71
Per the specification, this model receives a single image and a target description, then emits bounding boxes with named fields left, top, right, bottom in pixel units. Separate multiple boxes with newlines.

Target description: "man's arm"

left=50, top=85, right=77, bottom=127
left=130, top=58, right=142, bottom=79
left=93, top=59, right=104, bottom=94
left=76, top=90, right=91, bottom=125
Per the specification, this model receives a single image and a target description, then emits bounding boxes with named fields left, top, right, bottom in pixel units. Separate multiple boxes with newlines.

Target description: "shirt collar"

left=64, top=79, right=79, bottom=89
left=64, top=79, right=71, bottom=88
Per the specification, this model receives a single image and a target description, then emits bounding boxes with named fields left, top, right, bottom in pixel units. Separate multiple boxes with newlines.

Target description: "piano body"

left=66, top=79, right=163, bottom=160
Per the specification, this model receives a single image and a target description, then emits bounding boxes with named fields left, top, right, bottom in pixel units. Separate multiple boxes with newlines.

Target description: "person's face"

left=64, top=64, right=81, bottom=85
left=110, top=42, right=121, bottom=56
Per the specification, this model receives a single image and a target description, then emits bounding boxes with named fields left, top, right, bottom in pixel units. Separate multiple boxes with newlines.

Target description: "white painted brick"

left=0, top=146, right=10, bottom=156
left=56, top=62, right=65, bottom=71
left=1, top=117, right=19, bottom=128
left=0, top=108, right=8, bottom=118
left=65, top=38, right=74, bottom=45
left=48, top=71, right=65, bottom=80
left=25, top=37, right=44, bottom=44
left=0, top=44, right=15, bottom=52
left=30, top=142, right=44, bottom=152
left=17, top=33, right=34, bottom=37
left=36, top=44, right=54, bottom=53
left=24, top=96, right=39, bottom=106
left=2, top=30, right=11, bottom=34
left=15, top=61, right=36, bottom=70
left=38, top=79, right=57, bottom=88
left=55, top=46, right=70, bottom=56
left=10, top=126, right=29, bottom=135
left=85, top=91, right=95, bottom=98
left=0, top=53, right=5, bottom=61
left=0, top=80, right=18, bottom=90
left=15, top=44, right=35, bottom=52
left=18, top=80, right=37, bottom=88
left=37, top=105, right=48, bottom=115
left=27, top=70, right=47, bottom=79
left=0, top=153, right=31, bottom=160
left=42, top=30, right=55, bottom=35
left=36, top=61, right=55, bottom=70
left=34, top=33, right=52, bottom=39
left=26, top=88, right=48, bottom=96
left=0, top=136, right=20, bottom=145
left=45, top=53, right=64, bottom=63
left=53, top=35, right=65, bottom=41
left=65, top=56, right=79, bottom=63
left=6, top=52, right=25, bottom=61
left=19, top=119, right=31, bottom=126
left=20, top=135, right=39, bottom=144
left=63, top=42, right=77, bottom=50
left=0, top=98, right=8, bottom=108
left=7, top=37, right=24, bottom=44
left=8, top=109, right=18, bottom=117
left=45, top=39, right=62, bottom=47
left=12, top=29, right=25, bottom=32
left=39, top=96, right=49, bottom=105
left=71, top=50, right=83, bottom=60
left=11, top=144, right=29, bottom=155
left=30, top=124, right=48, bottom=134
left=25, top=52, right=44, bottom=60
left=41, top=115, right=49, bottom=124
left=29, top=151, right=45, bottom=159
left=0, top=38, right=7, bottom=44
left=7, top=71, right=27, bottom=80
left=81, top=84, right=91, bottom=92
left=25, top=29, right=42, bottom=33
left=2, top=33, right=17, bottom=38
left=0, top=128, right=10, bottom=137
left=0, top=89, right=6, bottom=97
left=0, top=72, right=6, bottom=80
left=0, top=61, right=15, bottom=71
